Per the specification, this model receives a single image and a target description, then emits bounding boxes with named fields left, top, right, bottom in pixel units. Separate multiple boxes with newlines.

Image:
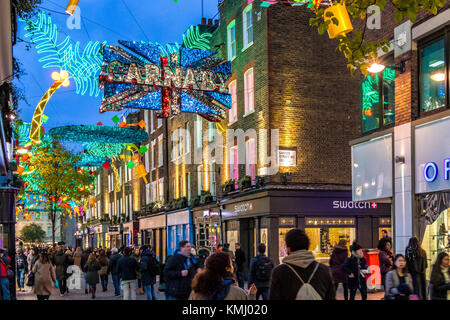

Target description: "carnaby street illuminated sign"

left=332, top=201, right=378, bottom=209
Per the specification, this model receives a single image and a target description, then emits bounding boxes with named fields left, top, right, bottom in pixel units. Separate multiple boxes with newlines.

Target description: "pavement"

left=16, top=278, right=385, bottom=300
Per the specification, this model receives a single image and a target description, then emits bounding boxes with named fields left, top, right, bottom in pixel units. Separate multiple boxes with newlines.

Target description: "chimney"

left=208, top=19, right=213, bottom=26
left=201, top=17, right=206, bottom=25
left=214, top=19, right=219, bottom=26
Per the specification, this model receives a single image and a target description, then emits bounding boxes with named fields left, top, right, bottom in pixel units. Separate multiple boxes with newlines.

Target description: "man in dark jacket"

left=117, top=247, right=138, bottom=300
left=329, top=240, right=349, bottom=300
left=235, top=243, right=246, bottom=288
left=52, top=246, right=72, bottom=297
left=269, top=229, right=336, bottom=300
left=80, top=248, right=91, bottom=294
left=108, top=247, right=121, bottom=296
left=248, top=243, right=273, bottom=300
left=139, top=245, right=159, bottom=300
left=342, top=241, right=370, bottom=300
left=164, top=240, right=199, bottom=300
left=15, top=247, right=28, bottom=292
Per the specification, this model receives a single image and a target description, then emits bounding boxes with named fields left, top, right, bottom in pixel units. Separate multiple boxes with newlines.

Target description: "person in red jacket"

left=0, top=248, right=12, bottom=300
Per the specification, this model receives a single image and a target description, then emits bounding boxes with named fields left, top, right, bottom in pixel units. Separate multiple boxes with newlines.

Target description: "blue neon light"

left=424, top=162, right=438, bottom=182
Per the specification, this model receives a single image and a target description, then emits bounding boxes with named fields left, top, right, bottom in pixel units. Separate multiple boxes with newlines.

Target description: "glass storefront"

left=105, top=233, right=110, bottom=249
left=278, top=227, right=293, bottom=264
left=305, top=227, right=356, bottom=265
left=226, top=230, right=238, bottom=253
left=195, top=216, right=221, bottom=252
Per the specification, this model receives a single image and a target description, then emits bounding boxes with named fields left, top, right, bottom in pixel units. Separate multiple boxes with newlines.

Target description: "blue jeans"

left=237, top=271, right=245, bottom=288
left=256, top=287, right=269, bottom=300
left=112, top=274, right=120, bottom=296
left=17, top=268, right=25, bottom=288
left=144, top=284, right=157, bottom=300
left=100, top=274, right=108, bottom=290
left=0, top=277, right=10, bottom=300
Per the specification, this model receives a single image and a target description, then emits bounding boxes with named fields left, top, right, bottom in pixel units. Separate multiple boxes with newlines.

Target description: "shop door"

left=239, top=218, right=255, bottom=272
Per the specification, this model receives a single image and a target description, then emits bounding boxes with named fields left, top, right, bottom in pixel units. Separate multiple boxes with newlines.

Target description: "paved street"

left=16, top=278, right=384, bottom=300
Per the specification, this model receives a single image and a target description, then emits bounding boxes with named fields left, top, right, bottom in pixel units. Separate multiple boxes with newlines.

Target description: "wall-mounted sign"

left=332, top=201, right=378, bottom=209
left=108, top=226, right=119, bottom=232
left=234, top=202, right=253, bottom=214
left=278, top=149, right=297, bottom=167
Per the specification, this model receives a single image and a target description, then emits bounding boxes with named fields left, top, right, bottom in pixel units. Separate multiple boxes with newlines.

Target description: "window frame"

left=244, top=68, right=255, bottom=115
left=227, top=20, right=237, bottom=61
left=418, top=28, right=449, bottom=118
left=242, top=4, right=253, bottom=51
left=228, top=79, right=238, bottom=124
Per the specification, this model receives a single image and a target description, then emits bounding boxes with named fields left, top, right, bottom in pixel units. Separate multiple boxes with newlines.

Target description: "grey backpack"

left=284, top=262, right=322, bottom=300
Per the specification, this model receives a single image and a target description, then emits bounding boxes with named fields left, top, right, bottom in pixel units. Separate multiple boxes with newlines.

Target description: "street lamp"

left=368, top=61, right=406, bottom=74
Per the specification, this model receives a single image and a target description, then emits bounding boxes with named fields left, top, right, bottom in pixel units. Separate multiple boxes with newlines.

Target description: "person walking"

left=164, top=240, right=200, bottom=300
left=0, top=248, right=12, bottom=300
left=32, top=251, right=56, bottom=300
left=405, top=237, right=428, bottom=300
left=234, top=243, right=246, bottom=289
left=72, top=247, right=83, bottom=269
left=248, top=243, right=273, bottom=300
left=80, top=248, right=91, bottom=294
left=429, top=252, right=450, bottom=300
left=378, top=238, right=394, bottom=292
left=189, top=252, right=257, bottom=300
left=132, top=247, right=144, bottom=295
left=15, top=247, right=28, bottom=292
left=139, top=245, right=159, bottom=300
left=108, top=247, right=121, bottom=297
left=329, top=239, right=349, bottom=300
left=384, top=254, right=414, bottom=300
left=26, top=247, right=39, bottom=289
left=341, top=241, right=370, bottom=300
left=52, top=246, right=72, bottom=297
left=269, top=229, right=336, bottom=300
left=97, top=249, right=109, bottom=292
left=118, top=247, right=138, bottom=300
left=84, top=253, right=101, bottom=299
left=222, top=243, right=236, bottom=271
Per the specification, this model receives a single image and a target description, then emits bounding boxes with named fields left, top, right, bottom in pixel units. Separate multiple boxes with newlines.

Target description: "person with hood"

left=32, top=251, right=56, bottom=300
left=164, top=240, right=200, bottom=300
left=329, top=239, right=349, bottom=300
left=16, top=247, right=28, bottom=292
left=378, top=237, right=394, bottom=291
left=342, top=241, right=370, bottom=300
left=248, top=243, right=273, bottom=300
left=118, top=247, right=138, bottom=300
left=235, top=243, right=246, bottom=288
left=429, top=252, right=450, bottom=300
left=108, top=247, right=121, bottom=297
left=385, top=254, right=414, bottom=300
left=189, top=252, right=257, bottom=300
left=0, top=248, right=12, bottom=300
left=405, top=237, right=427, bottom=300
left=269, top=229, right=336, bottom=300
left=72, top=247, right=83, bottom=269
left=84, top=253, right=101, bottom=299
left=52, top=246, right=72, bottom=297
left=139, top=245, right=159, bottom=300
left=97, top=249, right=109, bottom=292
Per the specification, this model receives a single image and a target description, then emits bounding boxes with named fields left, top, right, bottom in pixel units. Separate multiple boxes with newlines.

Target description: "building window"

left=158, top=177, right=164, bottom=203
left=151, top=139, right=156, bottom=170
left=195, top=115, right=203, bottom=149
left=119, top=166, right=122, bottom=183
left=227, top=20, right=236, bottom=61
left=178, top=128, right=183, bottom=158
left=244, top=68, right=255, bottom=115
left=108, top=173, right=113, bottom=192
left=243, top=4, right=253, bottom=49
left=157, top=117, right=163, bottom=128
left=420, top=37, right=446, bottom=113
left=229, top=146, right=239, bottom=183
left=198, top=164, right=203, bottom=195
left=128, top=194, right=132, bottom=219
left=208, top=122, right=215, bottom=142
left=186, top=173, right=191, bottom=202
left=158, top=134, right=163, bottom=167
left=245, top=138, right=256, bottom=184
left=185, top=122, right=190, bottom=154
left=228, top=80, right=237, bottom=123
left=210, top=162, right=216, bottom=197
left=151, top=181, right=157, bottom=202
left=361, top=60, right=395, bottom=133
left=150, top=111, right=155, bottom=133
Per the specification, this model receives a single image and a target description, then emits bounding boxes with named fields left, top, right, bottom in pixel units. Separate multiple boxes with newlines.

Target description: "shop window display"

left=305, top=227, right=356, bottom=265
left=278, top=228, right=293, bottom=264
left=196, top=216, right=221, bottom=252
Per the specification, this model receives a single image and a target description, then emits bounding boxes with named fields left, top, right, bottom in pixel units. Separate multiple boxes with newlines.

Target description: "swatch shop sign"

left=332, top=201, right=378, bottom=210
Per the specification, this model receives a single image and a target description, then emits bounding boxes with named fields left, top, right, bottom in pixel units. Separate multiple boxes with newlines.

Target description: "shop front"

left=122, top=221, right=139, bottom=247
left=167, top=209, right=193, bottom=256
left=108, top=225, right=121, bottom=249
left=139, top=213, right=166, bottom=262
left=193, top=205, right=222, bottom=253
left=88, top=227, right=96, bottom=248
left=91, top=224, right=109, bottom=249
left=221, top=190, right=391, bottom=266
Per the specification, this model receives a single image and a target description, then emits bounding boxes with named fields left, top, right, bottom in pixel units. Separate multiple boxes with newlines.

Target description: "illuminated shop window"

left=420, top=38, right=446, bottom=113
left=361, top=59, right=395, bottom=133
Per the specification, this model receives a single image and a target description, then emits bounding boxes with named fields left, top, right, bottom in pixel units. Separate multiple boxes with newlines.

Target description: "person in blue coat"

left=342, top=241, right=370, bottom=300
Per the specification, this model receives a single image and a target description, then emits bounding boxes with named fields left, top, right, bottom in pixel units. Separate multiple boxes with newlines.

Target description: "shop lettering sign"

left=109, top=226, right=119, bottom=232
left=423, top=159, right=450, bottom=183
left=332, top=201, right=378, bottom=209
left=278, top=149, right=296, bottom=167
left=234, top=202, right=253, bottom=213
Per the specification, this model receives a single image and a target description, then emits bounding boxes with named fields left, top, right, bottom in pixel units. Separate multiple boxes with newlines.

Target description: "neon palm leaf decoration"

left=21, top=11, right=106, bottom=97
left=183, top=25, right=212, bottom=50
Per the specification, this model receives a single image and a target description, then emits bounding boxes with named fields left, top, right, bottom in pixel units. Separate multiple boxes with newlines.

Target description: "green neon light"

left=182, top=25, right=212, bottom=51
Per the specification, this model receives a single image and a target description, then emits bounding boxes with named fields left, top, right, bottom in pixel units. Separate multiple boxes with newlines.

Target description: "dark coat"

left=430, top=268, right=450, bottom=300
left=164, top=252, right=199, bottom=299
left=139, top=250, right=157, bottom=286
left=379, top=250, right=393, bottom=276
left=117, top=255, right=138, bottom=281
left=15, top=254, right=28, bottom=272
left=85, top=261, right=101, bottom=285
left=405, top=247, right=427, bottom=299
left=108, top=253, right=121, bottom=275
left=235, top=248, right=246, bottom=272
left=53, top=251, right=72, bottom=280
left=80, top=252, right=90, bottom=271
left=329, top=246, right=348, bottom=284
left=248, top=253, right=273, bottom=289
left=269, top=262, right=336, bottom=300
left=342, top=255, right=369, bottom=290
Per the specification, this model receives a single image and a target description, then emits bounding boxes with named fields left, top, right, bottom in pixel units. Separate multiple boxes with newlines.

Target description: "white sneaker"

left=60, top=293, right=64, bottom=297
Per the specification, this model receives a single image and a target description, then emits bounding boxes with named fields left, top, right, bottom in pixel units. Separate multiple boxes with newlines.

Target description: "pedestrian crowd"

left=0, top=229, right=449, bottom=300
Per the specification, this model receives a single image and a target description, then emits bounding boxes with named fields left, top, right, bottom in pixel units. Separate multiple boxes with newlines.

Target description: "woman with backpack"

left=342, top=241, right=370, bottom=300
left=248, top=243, right=273, bottom=300
left=189, top=252, right=256, bottom=300
left=139, top=245, right=159, bottom=300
